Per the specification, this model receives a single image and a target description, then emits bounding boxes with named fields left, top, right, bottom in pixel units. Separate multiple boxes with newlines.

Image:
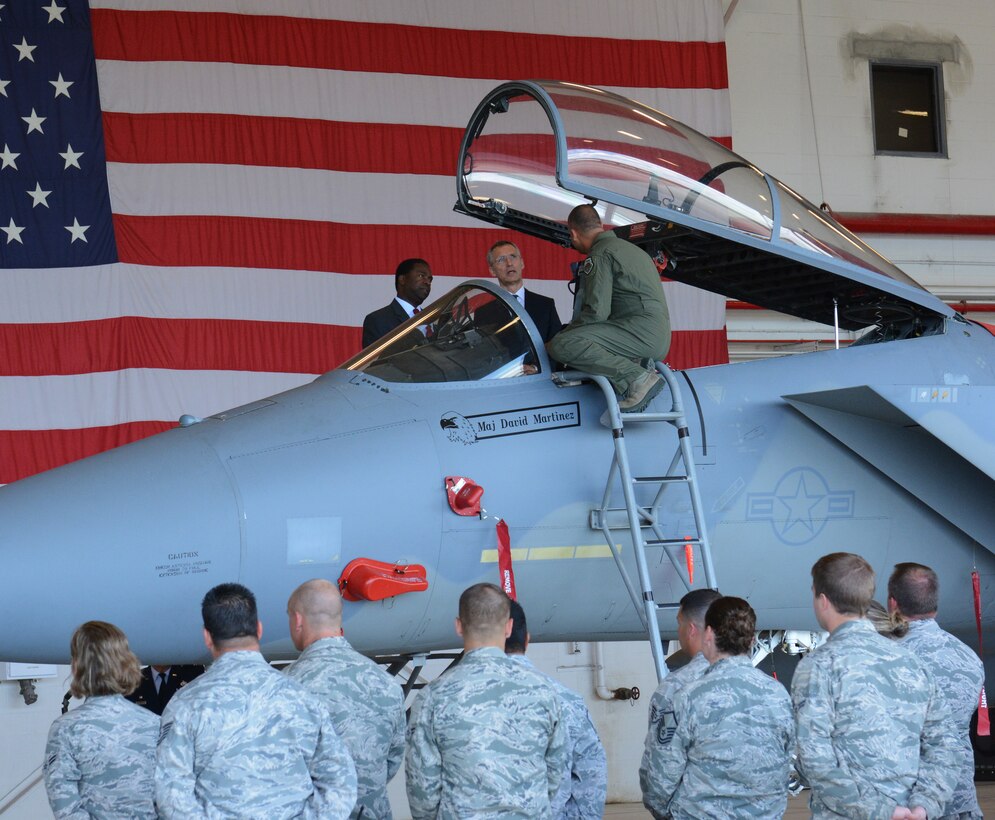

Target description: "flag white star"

left=60, top=143, right=83, bottom=169
left=42, top=1, right=66, bottom=23
left=65, top=217, right=89, bottom=243
left=13, top=36, right=36, bottom=63
left=50, top=73, right=72, bottom=99
left=0, top=144, right=19, bottom=170
left=0, top=79, right=9, bottom=98
left=22, top=108, right=45, bottom=135
left=27, top=183, right=51, bottom=208
left=2, top=217, right=24, bottom=244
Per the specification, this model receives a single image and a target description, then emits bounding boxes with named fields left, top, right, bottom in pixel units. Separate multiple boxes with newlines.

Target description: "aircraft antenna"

left=833, top=297, right=840, bottom=349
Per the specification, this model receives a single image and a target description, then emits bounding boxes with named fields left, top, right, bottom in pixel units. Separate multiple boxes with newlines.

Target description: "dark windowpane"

left=871, top=64, right=942, bottom=154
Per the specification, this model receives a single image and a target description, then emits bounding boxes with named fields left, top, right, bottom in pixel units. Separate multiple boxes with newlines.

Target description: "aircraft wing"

left=785, top=384, right=995, bottom=552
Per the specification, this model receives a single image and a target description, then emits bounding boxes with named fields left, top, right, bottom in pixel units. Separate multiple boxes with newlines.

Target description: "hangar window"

left=870, top=62, right=946, bottom=156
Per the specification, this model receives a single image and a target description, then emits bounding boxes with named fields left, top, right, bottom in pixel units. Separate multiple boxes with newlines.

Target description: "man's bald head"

left=287, top=579, right=343, bottom=649
left=456, top=583, right=512, bottom=647
left=567, top=204, right=604, bottom=253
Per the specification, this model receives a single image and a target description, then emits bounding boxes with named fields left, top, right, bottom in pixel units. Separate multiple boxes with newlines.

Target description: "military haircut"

left=679, top=588, right=723, bottom=627
left=567, top=203, right=602, bottom=234
left=288, top=578, right=342, bottom=628
left=70, top=620, right=142, bottom=698
left=202, top=582, right=258, bottom=644
left=888, top=562, right=939, bottom=617
left=458, top=582, right=510, bottom=636
left=394, top=257, right=429, bottom=291
left=811, top=552, right=875, bottom=616
left=704, top=596, right=755, bottom=656
left=506, top=598, right=528, bottom=653
left=487, top=240, right=519, bottom=267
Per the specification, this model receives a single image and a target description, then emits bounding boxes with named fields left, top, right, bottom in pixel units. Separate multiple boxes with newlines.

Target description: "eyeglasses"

left=493, top=252, right=520, bottom=265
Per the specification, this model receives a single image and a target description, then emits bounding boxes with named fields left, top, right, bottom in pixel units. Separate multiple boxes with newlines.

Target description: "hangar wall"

left=723, top=0, right=995, bottom=359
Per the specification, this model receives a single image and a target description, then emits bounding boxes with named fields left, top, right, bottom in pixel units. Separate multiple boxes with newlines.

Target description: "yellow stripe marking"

left=479, top=545, right=622, bottom=563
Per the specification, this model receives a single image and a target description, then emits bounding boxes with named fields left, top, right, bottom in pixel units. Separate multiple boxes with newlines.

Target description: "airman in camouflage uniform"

left=643, top=597, right=793, bottom=819
left=640, top=588, right=721, bottom=818
left=548, top=203, right=670, bottom=411
left=155, top=583, right=357, bottom=819
left=890, top=563, right=985, bottom=819
left=506, top=600, right=607, bottom=819
left=793, top=553, right=956, bottom=819
left=43, top=620, right=158, bottom=820
left=44, top=693, right=159, bottom=819
left=406, top=583, right=568, bottom=819
left=285, top=579, right=406, bottom=820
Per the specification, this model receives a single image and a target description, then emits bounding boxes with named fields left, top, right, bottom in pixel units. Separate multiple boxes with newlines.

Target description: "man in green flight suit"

left=548, top=204, right=671, bottom=412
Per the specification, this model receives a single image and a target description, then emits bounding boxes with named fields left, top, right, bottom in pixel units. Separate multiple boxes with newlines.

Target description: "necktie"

left=413, top=306, right=421, bottom=315
left=156, top=672, right=167, bottom=694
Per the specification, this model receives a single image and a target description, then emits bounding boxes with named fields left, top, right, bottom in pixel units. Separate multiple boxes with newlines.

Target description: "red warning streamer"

left=972, top=570, right=990, bottom=736
left=496, top=519, right=517, bottom=601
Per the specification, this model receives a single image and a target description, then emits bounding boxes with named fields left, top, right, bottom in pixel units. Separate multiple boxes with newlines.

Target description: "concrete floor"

left=604, top=781, right=995, bottom=817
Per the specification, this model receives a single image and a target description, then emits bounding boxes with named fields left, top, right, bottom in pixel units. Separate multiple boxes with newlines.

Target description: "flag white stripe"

left=96, top=61, right=733, bottom=137
left=107, top=164, right=478, bottom=227
left=0, top=264, right=720, bottom=331
left=0, top=369, right=315, bottom=430
left=89, top=0, right=726, bottom=42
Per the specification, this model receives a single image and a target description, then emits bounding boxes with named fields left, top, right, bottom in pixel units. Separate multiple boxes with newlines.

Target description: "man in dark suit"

left=126, top=664, right=204, bottom=715
left=487, top=240, right=562, bottom=343
left=361, top=258, right=433, bottom=347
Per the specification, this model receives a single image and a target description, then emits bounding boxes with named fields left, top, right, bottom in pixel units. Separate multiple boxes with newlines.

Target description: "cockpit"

left=453, top=81, right=954, bottom=333
left=342, top=285, right=541, bottom=383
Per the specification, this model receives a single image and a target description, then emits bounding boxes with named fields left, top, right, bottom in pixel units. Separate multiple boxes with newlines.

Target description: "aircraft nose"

left=0, top=426, right=241, bottom=663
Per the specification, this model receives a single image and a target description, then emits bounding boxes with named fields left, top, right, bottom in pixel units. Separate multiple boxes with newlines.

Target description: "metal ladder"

left=557, top=363, right=717, bottom=682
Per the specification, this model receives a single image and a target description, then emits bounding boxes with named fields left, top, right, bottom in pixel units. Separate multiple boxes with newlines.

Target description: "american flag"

left=0, top=0, right=731, bottom=485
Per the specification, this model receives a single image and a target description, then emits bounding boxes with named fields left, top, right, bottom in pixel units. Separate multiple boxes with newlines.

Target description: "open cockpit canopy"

left=454, top=81, right=953, bottom=331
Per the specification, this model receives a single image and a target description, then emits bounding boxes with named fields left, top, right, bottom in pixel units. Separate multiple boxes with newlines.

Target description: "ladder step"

left=632, top=475, right=688, bottom=484
left=645, top=538, right=703, bottom=548
left=656, top=602, right=682, bottom=610
left=619, top=411, right=682, bottom=422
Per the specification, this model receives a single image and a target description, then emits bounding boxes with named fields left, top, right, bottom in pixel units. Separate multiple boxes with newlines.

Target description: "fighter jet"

left=2, top=80, right=993, bottom=668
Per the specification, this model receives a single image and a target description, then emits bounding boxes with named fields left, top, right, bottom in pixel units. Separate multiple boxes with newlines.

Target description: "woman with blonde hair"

left=43, top=621, right=158, bottom=819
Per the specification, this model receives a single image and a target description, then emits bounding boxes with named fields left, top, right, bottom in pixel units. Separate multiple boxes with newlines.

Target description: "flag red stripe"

left=0, top=317, right=721, bottom=378
left=112, top=214, right=582, bottom=278
left=0, top=422, right=175, bottom=485
left=91, top=10, right=729, bottom=90
left=0, top=318, right=361, bottom=377
left=103, top=113, right=732, bottom=174
left=103, top=112, right=465, bottom=175
left=666, top=329, right=727, bottom=371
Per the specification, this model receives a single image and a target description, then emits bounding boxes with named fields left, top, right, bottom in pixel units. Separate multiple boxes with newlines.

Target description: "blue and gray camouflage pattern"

left=792, top=618, right=957, bottom=819
left=285, top=635, right=406, bottom=820
left=405, top=645, right=568, bottom=819
left=641, top=655, right=793, bottom=819
left=508, top=654, right=607, bottom=819
left=639, top=650, right=708, bottom=818
left=155, top=650, right=357, bottom=819
left=901, top=618, right=984, bottom=819
left=43, top=694, right=159, bottom=819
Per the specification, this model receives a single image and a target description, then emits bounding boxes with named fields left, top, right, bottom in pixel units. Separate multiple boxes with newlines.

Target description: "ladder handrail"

left=557, top=364, right=717, bottom=683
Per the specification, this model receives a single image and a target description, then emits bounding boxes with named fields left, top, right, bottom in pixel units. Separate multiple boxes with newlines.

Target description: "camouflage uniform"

left=43, top=694, right=158, bottom=819
left=405, top=645, right=568, bottom=819
left=642, top=656, right=793, bottom=819
left=792, top=618, right=956, bottom=818
left=155, top=649, right=357, bottom=819
left=901, top=618, right=985, bottom=819
left=639, top=651, right=708, bottom=818
left=285, top=635, right=406, bottom=820
left=508, top=654, right=607, bottom=819
left=548, top=230, right=670, bottom=395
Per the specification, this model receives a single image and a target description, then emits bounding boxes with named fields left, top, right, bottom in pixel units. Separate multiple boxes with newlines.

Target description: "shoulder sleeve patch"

left=581, top=257, right=594, bottom=275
